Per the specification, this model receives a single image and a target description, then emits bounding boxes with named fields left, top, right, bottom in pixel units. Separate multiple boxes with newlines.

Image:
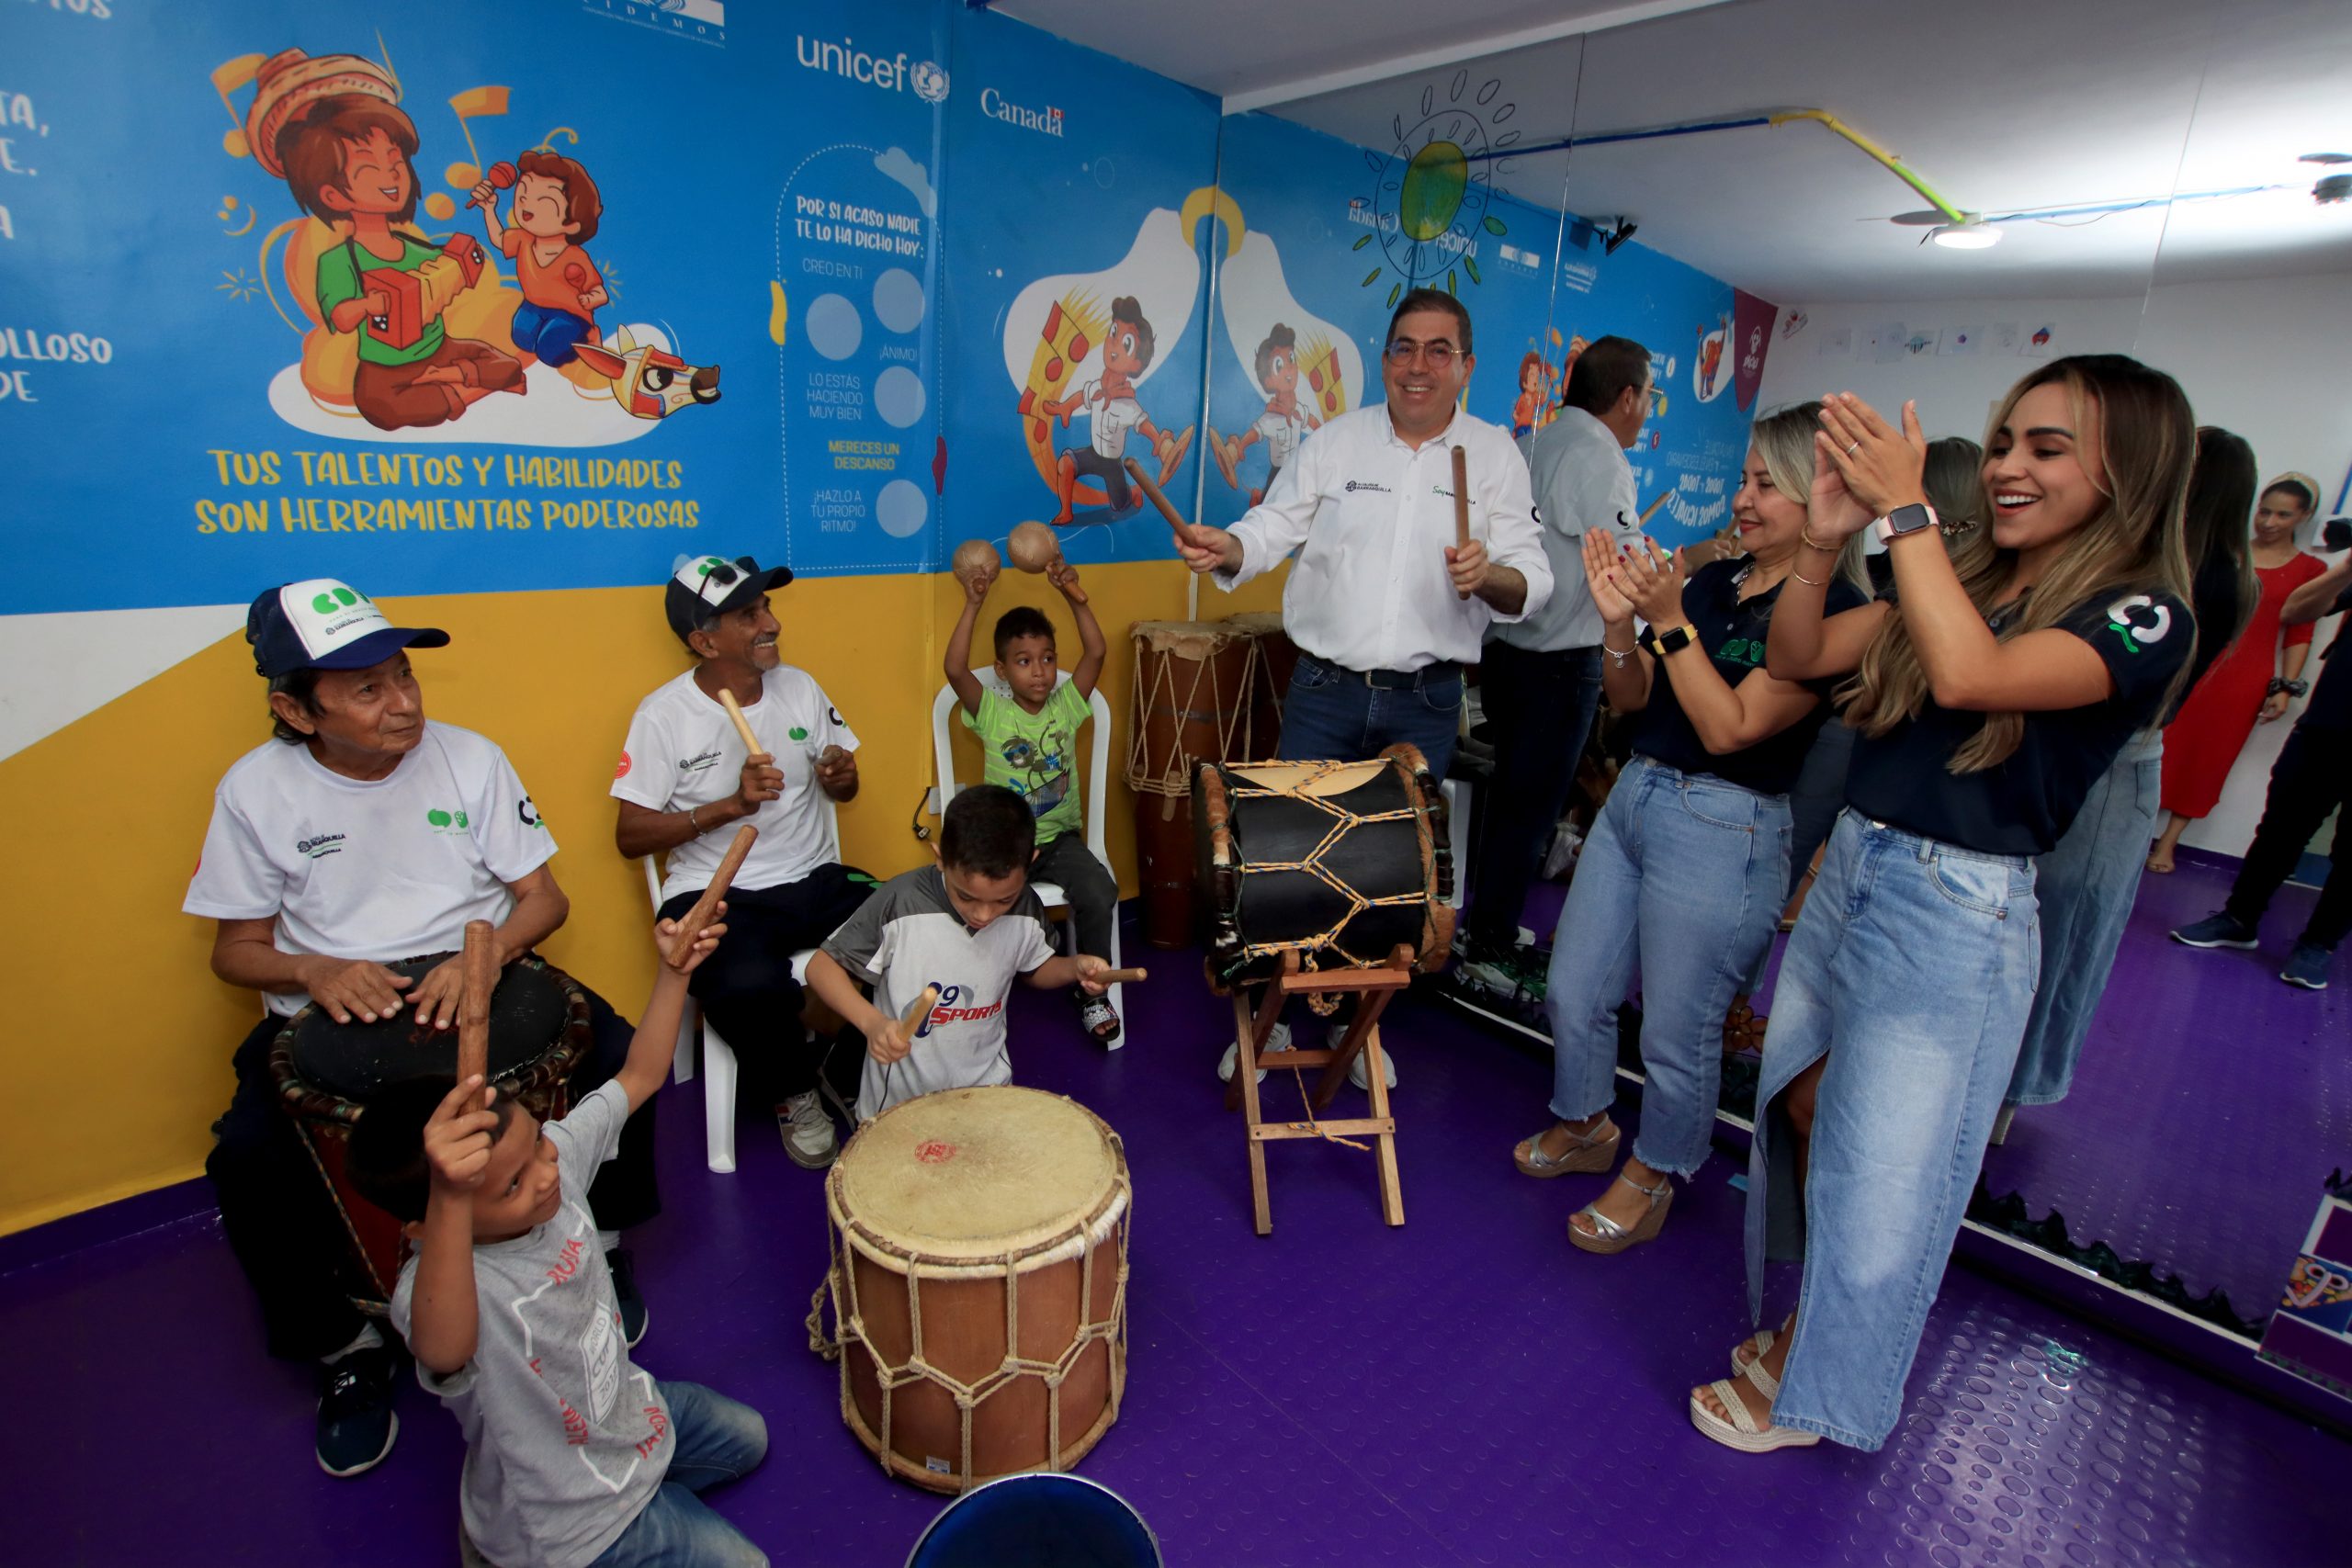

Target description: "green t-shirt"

left=960, top=681, right=1091, bottom=841
left=316, top=234, right=446, bottom=367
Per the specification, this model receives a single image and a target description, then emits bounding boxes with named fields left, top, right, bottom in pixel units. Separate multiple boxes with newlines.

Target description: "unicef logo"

left=911, top=60, right=950, bottom=103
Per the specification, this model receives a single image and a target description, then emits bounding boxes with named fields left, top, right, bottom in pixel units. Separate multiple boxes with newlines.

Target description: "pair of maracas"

left=953, top=523, right=1082, bottom=603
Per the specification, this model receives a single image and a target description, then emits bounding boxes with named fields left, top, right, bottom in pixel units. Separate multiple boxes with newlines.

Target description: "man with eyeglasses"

left=1179, top=288, right=1551, bottom=1089
left=1175, top=288, right=1550, bottom=784
left=1459, top=335, right=1654, bottom=976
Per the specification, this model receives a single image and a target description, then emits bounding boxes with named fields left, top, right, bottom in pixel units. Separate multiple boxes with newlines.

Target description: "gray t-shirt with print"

left=821, top=863, right=1057, bottom=1121
left=390, top=1083, right=669, bottom=1568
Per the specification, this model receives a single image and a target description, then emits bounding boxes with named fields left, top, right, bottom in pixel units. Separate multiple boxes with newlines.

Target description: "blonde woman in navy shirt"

left=1693, top=356, right=2195, bottom=1452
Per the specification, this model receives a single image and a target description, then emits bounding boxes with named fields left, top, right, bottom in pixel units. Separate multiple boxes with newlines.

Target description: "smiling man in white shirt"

left=1176, top=287, right=1551, bottom=783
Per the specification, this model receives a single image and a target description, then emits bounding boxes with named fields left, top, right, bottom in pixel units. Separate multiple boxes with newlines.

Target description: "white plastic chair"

left=640, top=792, right=841, bottom=1174
left=930, top=671, right=1126, bottom=1042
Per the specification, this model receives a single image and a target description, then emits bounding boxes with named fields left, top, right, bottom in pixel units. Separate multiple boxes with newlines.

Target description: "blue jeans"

left=1544, top=758, right=1790, bottom=1176
left=2008, top=731, right=2160, bottom=1105
left=1277, top=652, right=1464, bottom=779
left=1465, top=640, right=1603, bottom=949
left=1746, top=812, right=2039, bottom=1450
left=513, top=301, right=596, bottom=367
left=589, top=1382, right=769, bottom=1568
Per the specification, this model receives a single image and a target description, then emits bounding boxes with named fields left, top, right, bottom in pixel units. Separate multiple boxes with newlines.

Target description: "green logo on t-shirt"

left=788, top=726, right=808, bottom=741
left=424, top=807, right=470, bottom=833
left=2103, top=593, right=2173, bottom=654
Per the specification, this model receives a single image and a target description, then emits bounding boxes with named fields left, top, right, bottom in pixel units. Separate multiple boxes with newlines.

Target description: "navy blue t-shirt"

left=2301, top=579, right=2352, bottom=732
left=1847, top=586, right=2193, bottom=856
left=1628, top=559, right=1868, bottom=795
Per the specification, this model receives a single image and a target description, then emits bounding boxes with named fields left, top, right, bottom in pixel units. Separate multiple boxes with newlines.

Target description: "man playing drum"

left=186, top=581, right=662, bottom=1480
left=612, top=555, right=871, bottom=1169
left=1176, top=288, right=1553, bottom=1085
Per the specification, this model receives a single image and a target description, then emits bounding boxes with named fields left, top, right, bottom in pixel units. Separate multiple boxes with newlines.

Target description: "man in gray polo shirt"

left=1462, top=336, right=1653, bottom=971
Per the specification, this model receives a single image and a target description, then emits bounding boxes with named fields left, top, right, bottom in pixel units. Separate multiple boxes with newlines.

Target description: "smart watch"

left=1651, top=623, right=1702, bottom=655
left=1872, top=502, right=1941, bottom=545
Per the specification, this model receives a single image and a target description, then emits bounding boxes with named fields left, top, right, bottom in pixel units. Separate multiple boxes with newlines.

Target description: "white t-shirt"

left=612, top=666, right=860, bottom=903
left=1079, top=380, right=1144, bottom=458
left=820, top=865, right=1058, bottom=1121
left=185, top=723, right=555, bottom=1017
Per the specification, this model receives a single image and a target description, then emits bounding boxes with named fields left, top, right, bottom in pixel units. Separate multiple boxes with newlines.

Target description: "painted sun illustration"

left=216, top=268, right=262, bottom=303
left=1353, top=71, right=1521, bottom=309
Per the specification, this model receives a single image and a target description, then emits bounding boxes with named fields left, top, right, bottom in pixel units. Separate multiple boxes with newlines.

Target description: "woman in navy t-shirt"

left=1515, top=401, right=1865, bottom=1252
left=1689, top=356, right=2196, bottom=1455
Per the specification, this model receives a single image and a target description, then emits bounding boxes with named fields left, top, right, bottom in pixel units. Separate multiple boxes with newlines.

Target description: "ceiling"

left=995, top=0, right=2352, bottom=305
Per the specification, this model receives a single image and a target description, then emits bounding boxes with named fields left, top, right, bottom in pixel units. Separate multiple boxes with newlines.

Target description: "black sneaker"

left=607, top=1248, right=648, bottom=1348
left=2171, top=911, right=2258, bottom=950
left=315, top=1341, right=401, bottom=1478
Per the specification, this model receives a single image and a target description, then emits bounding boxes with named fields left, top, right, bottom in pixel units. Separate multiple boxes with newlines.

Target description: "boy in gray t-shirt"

left=354, top=919, right=768, bottom=1568
left=808, top=784, right=1115, bottom=1120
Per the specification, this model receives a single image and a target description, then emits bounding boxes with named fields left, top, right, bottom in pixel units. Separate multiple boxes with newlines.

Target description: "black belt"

left=1307, top=655, right=1461, bottom=691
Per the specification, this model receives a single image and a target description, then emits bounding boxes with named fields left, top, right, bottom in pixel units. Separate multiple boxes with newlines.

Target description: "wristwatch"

left=1872, top=502, right=1942, bottom=545
left=1651, top=623, right=1702, bottom=655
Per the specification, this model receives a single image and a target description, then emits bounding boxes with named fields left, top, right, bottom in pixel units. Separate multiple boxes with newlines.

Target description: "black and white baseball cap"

left=246, top=579, right=449, bottom=679
left=664, top=553, right=793, bottom=642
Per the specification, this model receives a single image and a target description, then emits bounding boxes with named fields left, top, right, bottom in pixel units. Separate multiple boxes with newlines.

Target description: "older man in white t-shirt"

left=185, top=580, right=661, bottom=1481
left=612, top=555, right=870, bottom=1169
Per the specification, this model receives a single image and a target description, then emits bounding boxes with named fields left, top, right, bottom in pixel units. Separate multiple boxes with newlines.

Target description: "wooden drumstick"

left=1639, top=488, right=1676, bottom=525
left=457, top=919, right=496, bottom=1105
left=1451, top=444, right=1472, bottom=599
left=900, top=985, right=941, bottom=1036
left=1092, top=967, right=1148, bottom=984
left=670, top=825, right=756, bottom=960
left=1123, top=456, right=1193, bottom=552
left=716, top=689, right=766, bottom=759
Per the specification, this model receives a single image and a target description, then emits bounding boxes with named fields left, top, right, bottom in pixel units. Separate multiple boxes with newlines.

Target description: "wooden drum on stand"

left=1218, top=611, right=1299, bottom=763
left=824, top=1087, right=1131, bottom=1495
left=1125, top=620, right=1261, bottom=950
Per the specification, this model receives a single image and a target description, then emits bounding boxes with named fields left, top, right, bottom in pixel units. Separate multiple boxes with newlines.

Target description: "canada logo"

left=615, top=750, right=632, bottom=780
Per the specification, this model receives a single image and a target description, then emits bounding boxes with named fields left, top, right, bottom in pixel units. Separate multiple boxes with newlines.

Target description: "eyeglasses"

left=1383, top=339, right=1459, bottom=368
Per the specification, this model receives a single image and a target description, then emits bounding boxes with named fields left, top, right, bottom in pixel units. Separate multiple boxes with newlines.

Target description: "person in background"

left=1701, top=356, right=2195, bottom=1454
left=2172, top=523, right=2352, bottom=990
left=1459, top=335, right=1653, bottom=987
left=1996, top=429, right=2260, bottom=1128
left=2147, top=471, right=2324, bottom=874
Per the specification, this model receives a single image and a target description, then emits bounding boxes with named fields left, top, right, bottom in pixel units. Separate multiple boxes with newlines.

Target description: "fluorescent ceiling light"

left=1929, top=220, right=2003, bottom=249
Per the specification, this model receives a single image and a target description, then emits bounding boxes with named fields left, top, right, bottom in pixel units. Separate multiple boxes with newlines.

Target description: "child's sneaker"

left=777, top=1090, right=839, bottom=1168
left=1077, top=991, right=1122, bottom=1046
left=315, top=1339, right=401, bottom=1478
left=2281, top=942, right=2334, bottom=991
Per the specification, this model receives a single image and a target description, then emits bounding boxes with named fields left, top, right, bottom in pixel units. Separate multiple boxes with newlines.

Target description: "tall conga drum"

left=1193, top=745, right=1454, bottom=992
left=270, top=953, right=591, bottom=1305
left=824, top=1086, right=1130, bottom=1495
left=1219, top=611, right=1298, bottom=762
left=1125, top=620, right=1261, bottom=949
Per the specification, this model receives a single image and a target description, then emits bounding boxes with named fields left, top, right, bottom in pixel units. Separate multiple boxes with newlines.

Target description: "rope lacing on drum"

left=812, top=1140, right=1132, bottom=1494
left=1225, top=761, right=1428, bottom=1013
left=1125, top=634, right=1264, bottom=797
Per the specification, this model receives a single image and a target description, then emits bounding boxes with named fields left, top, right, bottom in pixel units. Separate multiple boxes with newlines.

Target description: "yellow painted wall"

left=0, top=559, right=1286, bottom=1235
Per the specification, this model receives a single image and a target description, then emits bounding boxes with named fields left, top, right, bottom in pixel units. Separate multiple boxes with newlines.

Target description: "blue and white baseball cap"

left=246, top=579, right=449, bottom=678
left=664, top=553, right=793, bottom=641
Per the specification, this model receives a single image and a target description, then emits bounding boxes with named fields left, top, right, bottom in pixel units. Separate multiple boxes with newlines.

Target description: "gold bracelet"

left=1792, top=567, right=1826, bottom=587
left=687, top=805, right=703, bottom=834
left=1800, top=527, right=1838, bottom=553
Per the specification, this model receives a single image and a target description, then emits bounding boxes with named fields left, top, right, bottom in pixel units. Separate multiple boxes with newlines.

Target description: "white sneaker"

left=778, top=1090, right=839, bottom=1169
left=1349, top=1045, right=1398, bottom=1091
left=1216, top=1021, right=1293, bottom=1083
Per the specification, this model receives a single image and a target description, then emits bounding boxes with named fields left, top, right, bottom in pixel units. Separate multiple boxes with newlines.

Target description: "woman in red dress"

left=2149, top=472, right=2326, bottom=872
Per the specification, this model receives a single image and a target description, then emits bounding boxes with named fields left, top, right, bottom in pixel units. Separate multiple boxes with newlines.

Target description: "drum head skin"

left=286, top=955, right=569, bottom=1100
left=835, top=1087, right=1122, bottom=1265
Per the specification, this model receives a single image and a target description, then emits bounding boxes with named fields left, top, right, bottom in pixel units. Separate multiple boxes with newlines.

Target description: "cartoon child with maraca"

left=471, top=150, right=611, bottom=386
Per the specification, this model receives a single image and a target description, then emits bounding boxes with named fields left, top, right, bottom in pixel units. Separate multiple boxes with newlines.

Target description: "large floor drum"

left=826, top=1087, right=1131, bottom=1494
left=1125, top=620, right=1260, bottom=949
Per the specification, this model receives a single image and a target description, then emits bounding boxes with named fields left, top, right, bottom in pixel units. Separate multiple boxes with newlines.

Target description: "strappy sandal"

left=1513, top=1118, right=1619, bottom=1179
left=1730, top=1314, right=1794, bottom=1398
left=1690, top=1379, right=1821, bottom=1453
left=1567, top=1170, right=1673, bottom=1254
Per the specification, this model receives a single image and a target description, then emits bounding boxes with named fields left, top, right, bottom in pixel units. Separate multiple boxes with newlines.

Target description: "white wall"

left=1756, top=276, right=2350, bottom=860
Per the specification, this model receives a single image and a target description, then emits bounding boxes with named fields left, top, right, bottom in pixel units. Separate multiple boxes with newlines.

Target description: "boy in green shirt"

left=944, top=557, right=1122, bottom=1043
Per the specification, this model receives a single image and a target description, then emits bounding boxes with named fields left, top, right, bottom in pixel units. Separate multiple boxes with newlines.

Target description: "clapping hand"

left=1582, top=529, right=1637, bottom=626
left=1816, top=393, right=1928, bottom=521
left=1611, top=538, right=1690, bottom=628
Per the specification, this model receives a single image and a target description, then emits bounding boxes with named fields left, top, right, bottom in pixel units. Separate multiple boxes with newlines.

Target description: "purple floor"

left=4, top=915, right=2346, bottom=1566
left=1981, top=855, right=2347, bottom=1320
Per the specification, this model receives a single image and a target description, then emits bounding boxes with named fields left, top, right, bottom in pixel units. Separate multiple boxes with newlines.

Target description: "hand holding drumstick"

left=1126, top=455, right=1242, bottom=574
left=866, top=986, right=940, bottom=1066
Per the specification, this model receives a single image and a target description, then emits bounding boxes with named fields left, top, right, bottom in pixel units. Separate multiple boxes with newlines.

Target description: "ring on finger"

left=1846, top=439, right=1860, bottom=456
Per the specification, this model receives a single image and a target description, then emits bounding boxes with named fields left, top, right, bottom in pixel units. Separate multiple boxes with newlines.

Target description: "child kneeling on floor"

left=944, top=551, right=1124, bottom=1044
left=352, top=915, right=768, bottom=1568
left=808, top=783, right=1114, bottom=1121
